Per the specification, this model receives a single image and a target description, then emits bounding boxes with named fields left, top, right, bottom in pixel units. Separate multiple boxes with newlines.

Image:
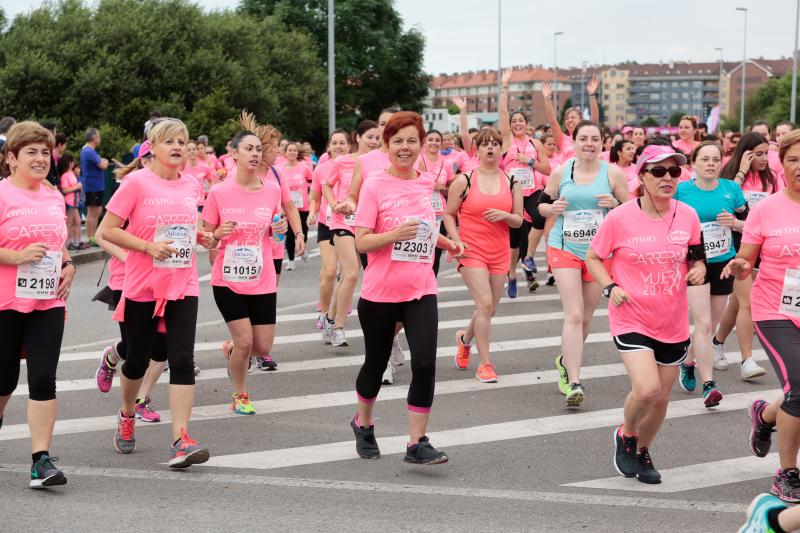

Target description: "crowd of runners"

left=1, top=70, right=799, bottom=533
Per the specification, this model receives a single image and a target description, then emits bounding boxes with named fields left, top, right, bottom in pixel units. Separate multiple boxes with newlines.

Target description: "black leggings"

left=755, top=320, right=800, bottom=417
left=432, top=222, right=448, bottom=276
left=122, top=297, right=198, bottom=385
left=113, top=290, right=166, bottom=362
left=356, top=295, right=438, bottom=411
left=285, top=211, right=309, bottom=261
left=0, top=308, right=65, bottom=401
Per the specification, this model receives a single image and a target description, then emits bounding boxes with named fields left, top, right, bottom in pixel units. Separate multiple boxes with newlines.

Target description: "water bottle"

left=272, top=214, right=285, bottom=242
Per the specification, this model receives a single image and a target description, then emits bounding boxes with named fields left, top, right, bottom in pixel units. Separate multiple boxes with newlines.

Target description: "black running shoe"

left=30, top=455, right=66, bottom=489
left=636, top=448, right=661, bottom=484
left=749, top=399, right=775, bottom=458
left=613, top=425, right=638, bottom=478
left=351, top=417, right=380, bottom=459
left=772, top=468, right=800, bottom=503
left=404, top=436, right=448, bottom=465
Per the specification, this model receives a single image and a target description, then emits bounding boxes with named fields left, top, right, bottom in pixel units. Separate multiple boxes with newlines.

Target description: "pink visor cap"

left=138, top=140, right=151, bottom=158
left=621, top=126, right=634, bottom=134
left=634, top=145, right=687, bottom=176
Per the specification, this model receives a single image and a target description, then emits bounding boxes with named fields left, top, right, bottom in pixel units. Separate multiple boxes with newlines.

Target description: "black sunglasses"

left=645, top=165, right=682, bottom=179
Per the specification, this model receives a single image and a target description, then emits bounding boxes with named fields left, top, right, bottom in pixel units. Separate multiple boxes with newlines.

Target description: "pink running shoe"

left=134, top=397, right=161, bottom=423
left=95, top=346, right=116, bottom=393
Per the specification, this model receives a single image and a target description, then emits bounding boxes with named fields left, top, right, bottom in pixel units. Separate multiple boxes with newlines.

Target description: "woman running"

left=675, top=141, right=753, bottom=409
left=350, top=111, right=462, bottom=464
left=57, top=153, right=85, bottom=250
left=631, top=126, right=647, bottom=149
left=587, top=144, right=706, bottom=484
left=728, top=129, right=800, bottom=503
left=713, top=133, right=779, bottom=377
left=444, top=127, right=524, bottom=383
left=542, top=76, right=600, bottom=160
left=280, top=141, right=312, bottom=271
left=182, top=139, right=216, bottom=212
left=610, top=139, right=638, bottom=197
left=673, top=115, right=700, bottom=156
left=98, top=118, right=216, bottom=468
left=205, top=127, right=285, bottom=415
left=0, top=121, right=76, bottom=488
left=416, top=128, right=454, bottom=275
left=539, top=120, right=629, bottom=406
left=498, top=68, right=550, bottom=297
left=323, top=120, right=380, bottom=347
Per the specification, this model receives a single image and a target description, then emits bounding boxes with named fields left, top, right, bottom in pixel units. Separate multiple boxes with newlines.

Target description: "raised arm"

left=499, top=68, right=514, bottom=150
left=541, top=81, right=563, bottom=148
left=451, top=96, right=472, bottom=154
left=587, top=75, right=600, bottom=123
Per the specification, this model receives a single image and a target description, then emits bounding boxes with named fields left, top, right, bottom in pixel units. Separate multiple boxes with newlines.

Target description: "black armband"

left=734, top=205, right=750, bottom=221
left=686, top=243, right=706, bottom=263
left=539, top=192, right=555, bottom=204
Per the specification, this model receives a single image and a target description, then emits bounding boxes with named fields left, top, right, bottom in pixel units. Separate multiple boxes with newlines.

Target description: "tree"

left=667, top=111, right=685, bottom=127
left=640, top=117, right=659, bottom=128
left=742, top=73, right=800, bottom=127
left=0, top=0, right=326, bottom=157
left=239, top=0, right=431, bottom=132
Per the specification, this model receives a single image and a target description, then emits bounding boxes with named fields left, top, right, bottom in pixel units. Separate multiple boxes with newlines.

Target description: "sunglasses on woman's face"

left=646, top=165, right=682, bottom=179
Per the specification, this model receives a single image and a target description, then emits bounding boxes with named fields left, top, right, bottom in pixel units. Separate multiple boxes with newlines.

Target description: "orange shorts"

left=458, top=256, right=508, bottom=276
left=547, top=246, right=611, bottom=283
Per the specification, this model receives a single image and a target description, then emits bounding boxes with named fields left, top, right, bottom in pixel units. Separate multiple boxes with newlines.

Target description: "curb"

left=71, top=249, right=107, bottom=266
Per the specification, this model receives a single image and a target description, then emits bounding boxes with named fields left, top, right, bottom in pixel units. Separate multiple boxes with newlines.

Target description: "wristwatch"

left=602, top=283, right=618, bottom=298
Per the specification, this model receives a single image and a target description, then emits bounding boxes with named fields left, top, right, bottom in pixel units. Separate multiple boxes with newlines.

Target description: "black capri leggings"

left=122, top=297, right=198, bottom=385
left=432, top=222, right=448, bottom=276
left=524, top=190, right=547, bottom=231
left=356, top=295, right=438, bottom=411
left=285, top=211, right=309, bottom=261
left=755, top=320, right=800, bottom=417
left=0, top=307, right=65, bottom=401
left=112, top=290, right=166, bottom=362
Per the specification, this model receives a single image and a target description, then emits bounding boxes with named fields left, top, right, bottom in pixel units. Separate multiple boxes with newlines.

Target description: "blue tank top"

left=547, top=159, right=613, bottom=260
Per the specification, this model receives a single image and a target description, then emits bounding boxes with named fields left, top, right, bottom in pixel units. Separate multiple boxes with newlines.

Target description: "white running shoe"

left=391, top=336, right=404, bottom=366
left=285, top=260, right=296, bottom=271
left=741, top=358, right=767, bottom=380
left=712, top=341, right=729, bottom=370
left=382, top=364, right=395, bottom=385
left=331, top=328, right=348, bottom=347
left=322, top=319, right=334, bottom=345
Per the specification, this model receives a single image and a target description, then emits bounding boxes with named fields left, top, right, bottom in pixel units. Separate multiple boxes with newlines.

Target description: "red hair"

left=382, top=111, right=425, bottom=146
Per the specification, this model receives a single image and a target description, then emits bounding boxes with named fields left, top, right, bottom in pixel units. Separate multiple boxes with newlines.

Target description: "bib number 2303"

left=391, top=219, right=439, bottom=264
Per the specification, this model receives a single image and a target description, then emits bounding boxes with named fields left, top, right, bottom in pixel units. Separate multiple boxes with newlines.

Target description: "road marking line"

left=0, top=463, right=745, bottom=513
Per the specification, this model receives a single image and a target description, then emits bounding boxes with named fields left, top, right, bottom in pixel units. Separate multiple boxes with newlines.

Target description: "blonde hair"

left=117, top=118, right=189, bottom=179
left=1, top=121, right=55, bottom=176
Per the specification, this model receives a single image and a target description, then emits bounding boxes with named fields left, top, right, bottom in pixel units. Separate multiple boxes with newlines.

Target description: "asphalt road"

left=0, top=237, right=777, bottom=532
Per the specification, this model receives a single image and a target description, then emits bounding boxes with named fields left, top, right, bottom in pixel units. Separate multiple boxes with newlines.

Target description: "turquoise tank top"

left=547, top=159, right=613, bottom=260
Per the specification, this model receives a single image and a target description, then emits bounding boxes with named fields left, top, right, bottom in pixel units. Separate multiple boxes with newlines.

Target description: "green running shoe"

left=555, top=354, right=570, bottom=395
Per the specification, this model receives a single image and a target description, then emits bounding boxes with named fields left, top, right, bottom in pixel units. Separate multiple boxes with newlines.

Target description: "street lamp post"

left=714, top=47, right=723, bottom=117
left=327, top=0, right=335, bottom=133
left=792, top=0, right=799, bottom=122
left=580, top=61, right=588, bottom=112
left=736, top=7, right=747, bottom=133
left=553, top=31, right=564, bottom=116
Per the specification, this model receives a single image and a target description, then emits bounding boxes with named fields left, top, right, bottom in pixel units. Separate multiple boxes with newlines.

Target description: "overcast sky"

left=1, top=0, right=796, bottom=74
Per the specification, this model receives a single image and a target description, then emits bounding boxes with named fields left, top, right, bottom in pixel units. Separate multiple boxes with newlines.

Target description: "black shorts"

left=85, top=191, right=104, bottom=207
left=317, top=223, right=332, bottom=243
left=524, top=190, right=547, bottom=231
left=331, top=228, right=355, bottom=244
left=704, top=260, right=735, bottom=296
left=613, top=332, right=690, bottom=366
left=212, top=286, right=277, bottom=325
left=273, top=259, right=282, bottom=276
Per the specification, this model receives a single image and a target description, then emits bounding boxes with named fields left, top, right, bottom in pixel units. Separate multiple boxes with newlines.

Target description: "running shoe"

left=135, top=397, right=161, bottom=423
left=527, top=277, right=539, bottom=292
left=613, top=424, right=638, bottom=478
left=391, top=336, right=404, bottom=366
left=404, top=436, right=448, bottom=465
left=741, top=358, right=767, bottom=380
left=351, top=416, right=380, bottom=459
left=772, top=468, right=800, bottom=503
left=522, top=256, right=538, bottom=273
left=316, top=313, right=324, bottom=330
left=88, top=237, right=100, bottom=248
left=29, top=454, right=66, bottom=489
left=712, top=339, right=729, bottom=370
left=114, top=411, right=136, bottom=454
left=382, top=364, right=395, bottom=385
left=749, top=399, right=775, bottom=458
left=66, top=242, right=77, bottom=251
left=739, top=493, right=788, bottom=533
left=546, top=273, right=556, bottom=286
left=257, top=355, right=277, bottom=371
left=476, top=362, right=498, bottom=383
left=322, top=317, right=334, bottom=344
left=285, top=260, right=296, bottom=271
left=95, top=346, right=116, bottom=393
left=506, top=278, right=517, bottom=299
left=555, top=354, right=570, bottom=396
left=678, top=362, right=696, bottom=393
left=221, top=340, right=234, bottom=360
left=232, top=392, right=256, bottom=415
left=565, top=382, right=586, bottom=407
left=454, top=330, right=471, bottom=370
left=168, top=428, right=210, bottom=468
left=78, top=241, right=91, bottom=250
left=636, top=448, right=661, bottom=484
left=331, top=328, right=348, bottom=347
left=702, top=381, right=723, bottom=408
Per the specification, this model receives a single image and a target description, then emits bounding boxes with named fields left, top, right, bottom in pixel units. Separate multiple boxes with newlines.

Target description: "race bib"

left=343, top=213, right=356, bottom=226
left=291, top=190, right=303, bottom=208
left=153, top=224, right=196, bottom=268
left=510, top=167, right=534, bottom=189
left=430, top=191, right=443, bottom=212
left=563, top=210, right=604, bottom=245
left=16, top=251, right=62, bottom=299
left=780, top=268, right=800, bottom=317
left=222, top=245, right=263, bottom=282
left=745, top=191, right=769, bottom=208
left=325, top=205, right=332, bottom=224
left=701, top=221, right=732, bottom=260
left=391, top=218, right=439, bottom=263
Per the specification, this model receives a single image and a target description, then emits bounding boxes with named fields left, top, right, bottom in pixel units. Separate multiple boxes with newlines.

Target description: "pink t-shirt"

left=614, top=163, right=639, bottom=197
left=312, top=160, right=335, bottom=227
left=0, top=179, right=67, bottom=312
left=740, top=171, right=785, bottom=209
left=203, top=178, right=280, bottom=295
left=743, top=191, right=800, bottom=328
left=60, top=171, right=80, bottom=207
left=106, top=168, right=201, bottom=302
left=673, top=139, right=699, bottom=155
left=280, top=162, right=313, bottom=211
left=318, top=152, right=330, bottom=166
left=263, top=166, right=292, bottom=261
left=416, top=153, right=454, bottom=217
left=502, top=136, right=540, bottom=195
left=768, top=150, right=786, bottom=187
left=358, top=149, right=391, bottom=182
left=326, top=154, right=358, bottom=231
left=108, top=255, right=126, bottom=291
left=354, top=171, right=439, bottom=302
left=599, top=151, right=611, bottom=162
left=590, top=199, right=702, bottom=343
left=557, top=134, right=576, bottom=159
left=182, top=161, right=215, bottom=206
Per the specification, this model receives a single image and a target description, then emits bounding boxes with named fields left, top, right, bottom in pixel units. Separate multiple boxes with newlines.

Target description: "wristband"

left=62, top=260, right=75, bottom=269
left=296, top=232, right=304, bottom=239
